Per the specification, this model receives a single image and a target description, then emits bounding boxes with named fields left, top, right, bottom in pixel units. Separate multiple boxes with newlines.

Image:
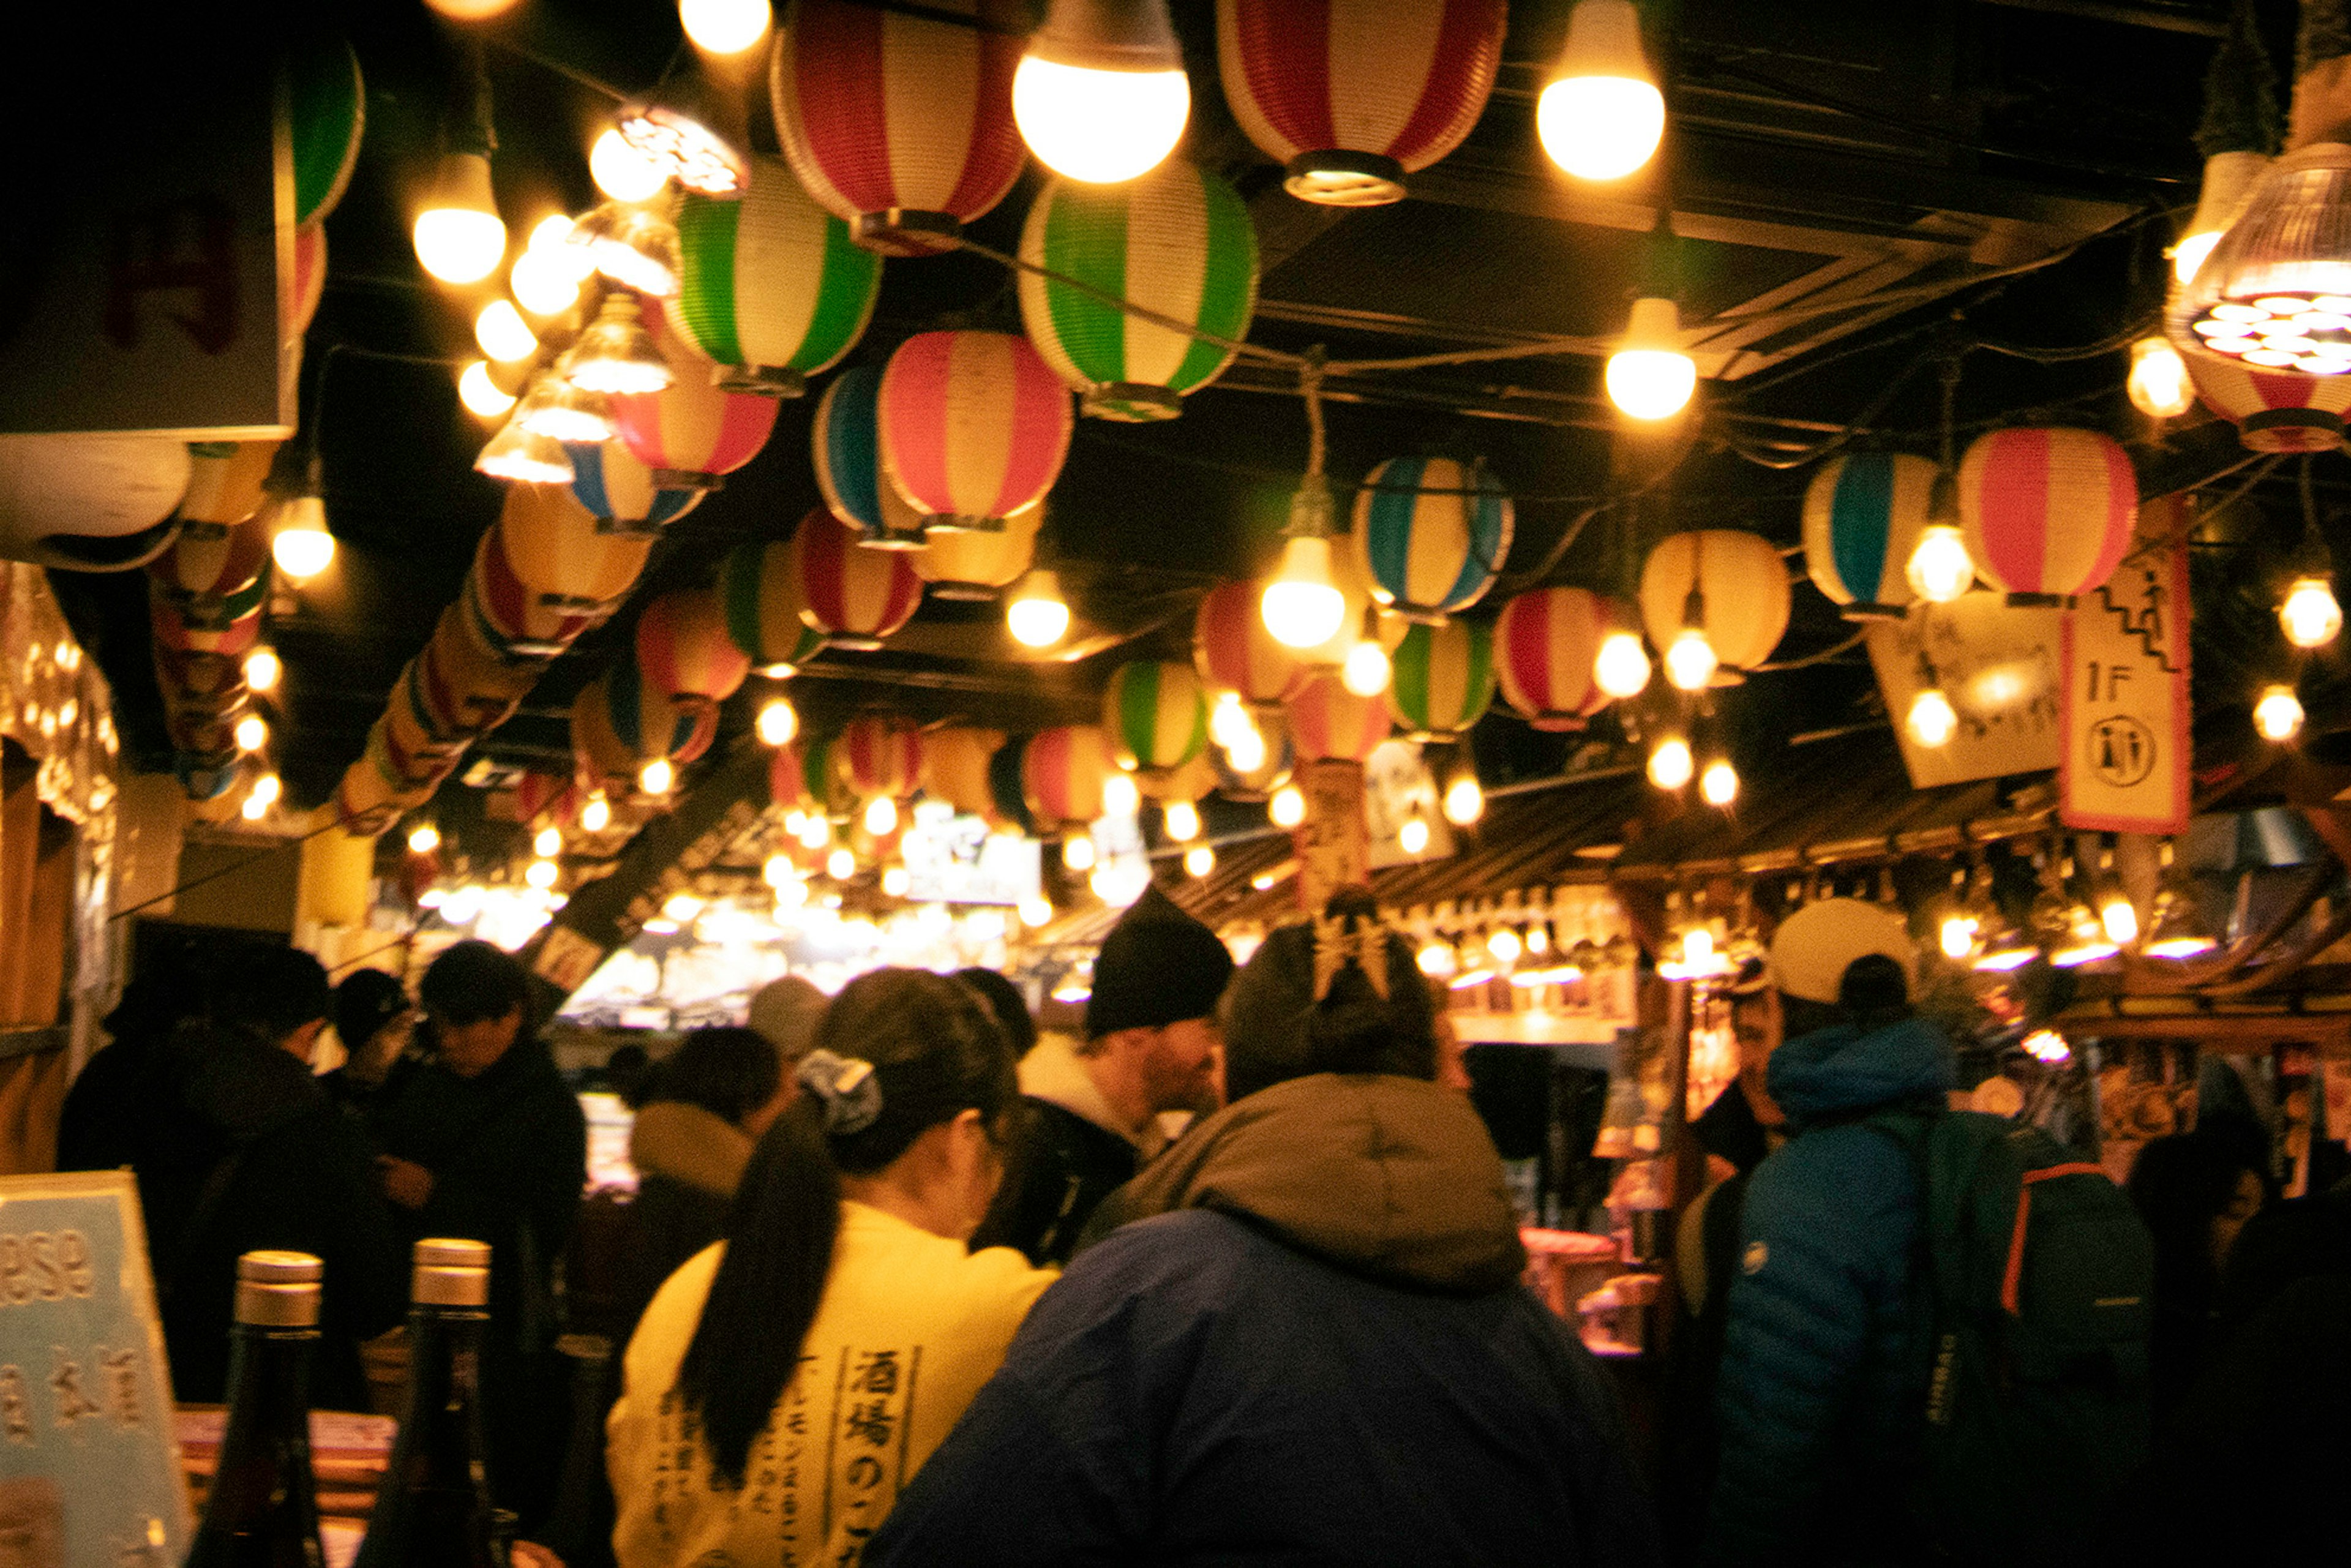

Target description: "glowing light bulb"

left=881, top=865, right=912, bottom=899
left=458, top=360, right=517, bottom=418
left=763, top=853, right=795, bottom=890
left=1269, top=784, right=1306, bottom=828
left=249, top=771, right=282, bottom=809
left=1209, top=692, right=1252, bottom=749
left=1101, top=771, right=1141, bottom=819
left=1593, top=629, right=1651, bottom=699
left=1013, top=0, right=1190, bottom=184
left=1261, top=535, right=1347, bottom=649
left=2172, top=149, right=2268, bottom=285
left=864, top=795, right=899, bottom=836
left=2255, top=683, right=2304, bottom=741
left=533, top=825, right=563, bottom=858
left=1063, top=833, right=1097, bottom=872
left=1021, top=895, right=1054, bottom=928
left=241, top=790, right=271, bottom=822
left=1342, top=634, right=1391, bottom=697
left=1398, top=816, right=1430, bottom=855
left=1164, top=799, right=1201, bottom=841
left=1940, top=912, right=1978, bottom=961
left=580, top=792, right=612, bottom=832
left=474, top=300, right=538, bottom=362
left=1537, top=0, right=1664, bottom=181
left=1607, top=298, right=1697, bottom=420
left=757, top=697, right=798, bottom=746
left=272, top=497, right=336, bottom=580
left=1488, top=927, right=1523, bottom=965
left=2127, top=336, right=2194, bottom=419
left=1682, top=926, right=1714, bottom=969
left=661, top=891, right=704, bottom=922
left=1907, top=686, right=1959, bottom=748
left=509, top=248, right=579, bottom=318
left=799, top=814, right=830, bottom=850
left=1223, top=720, right=1267, bottom=774
left=242, top=648, right=281, bottom=694
left=1700, top=757, right=1739, bottom=807
left=407, top=823, right=441, bottom=855
left=525, top=858, right=558, bottom=890
left=1007, top=569, right=1071, bottom=648
left=1906, top=524, right=1974, bottom=604
left=1417, top=940, right=1457, bottom=977
left=1185, top=844, right=1216, bottom=877
left=1648, top=733, right=1693, bottom=790
left=1442, top=771, right=1483, bottom=826
left=679, top=0, right=771, bottom=54
left=2099, top=894, right=2139, bottom=947
left=590, top=128, right=668, bottom=203
left=233, top=713, right=268, bottom=752
left=413, top=153, right=507, bottom=285
left=639, top=757, right=675, bottom=795
left=2280, top=576, right=2343, bottom=648
left=826, top=847, right=856, bottom=880
left=1664, top=627, right=1717, bottom=691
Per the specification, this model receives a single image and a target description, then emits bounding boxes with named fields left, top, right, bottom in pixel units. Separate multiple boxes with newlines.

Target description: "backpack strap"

left=2003, top=1161, right=2108, bottom=1315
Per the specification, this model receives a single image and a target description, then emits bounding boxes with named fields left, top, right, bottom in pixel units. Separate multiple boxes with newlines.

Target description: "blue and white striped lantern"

left=566, top=440, right=703, bottom=538
left=812, top=363, right=929, bottom=547
left=1800, top=452, right=1937, bottom=620
left=1350, top=456, right=1513, bottom=622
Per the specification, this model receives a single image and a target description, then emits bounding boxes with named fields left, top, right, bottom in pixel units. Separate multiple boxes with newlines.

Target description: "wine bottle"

left=354, top=1239, right=501, bottom=1568
left=185, top=1251, right=326, bottom=1568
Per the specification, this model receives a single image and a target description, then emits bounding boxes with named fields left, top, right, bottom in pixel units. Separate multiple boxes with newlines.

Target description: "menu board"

left=0, top=1171, right=192, bottom=1566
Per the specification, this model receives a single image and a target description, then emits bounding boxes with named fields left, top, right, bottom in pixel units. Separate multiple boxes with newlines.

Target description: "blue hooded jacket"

left=1708, top=1015, right=1956, bottom=1564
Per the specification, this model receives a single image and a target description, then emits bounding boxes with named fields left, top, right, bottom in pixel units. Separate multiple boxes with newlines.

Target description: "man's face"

left=433, top=1007, right=521, bottom=1079
left=1139, top=1015, right=1224, bottom=1117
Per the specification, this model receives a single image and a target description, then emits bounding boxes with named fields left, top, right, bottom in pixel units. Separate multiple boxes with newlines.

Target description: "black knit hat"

left=1084, top=883, right=1235, bottom=1039
left=334, top=968, right=408, bottom=1051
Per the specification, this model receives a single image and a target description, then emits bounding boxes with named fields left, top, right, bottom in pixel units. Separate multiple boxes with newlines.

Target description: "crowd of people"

left=55, top=884, right=2351, bottom=1566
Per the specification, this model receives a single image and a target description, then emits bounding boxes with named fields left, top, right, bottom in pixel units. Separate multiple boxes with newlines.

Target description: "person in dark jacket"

left=320, top=966, right=413, bottom=1117
left=2124, top=1128, right=2267, bottom=1418
left=367, top=940, right=587, bottom=1528
left=1707, top=899, right=1950, bottom=1565
left=129, top=945, right=404, bottom=1411
left=58, top=950, right=203, bottom=1173
left=970, top=883, right=1231, bottom=1266
left=871, top=893, right=1661, bottom=1568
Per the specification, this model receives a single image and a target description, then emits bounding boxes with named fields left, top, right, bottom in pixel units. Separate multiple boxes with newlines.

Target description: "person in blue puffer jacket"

left=1708, top=899, right=1957, bottom=1566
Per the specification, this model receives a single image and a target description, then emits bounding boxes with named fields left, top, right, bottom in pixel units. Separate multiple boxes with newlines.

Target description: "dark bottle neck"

left=354, top=1307, right=498, bottom=1568
left=189, top=1324, right=321, bottom=1564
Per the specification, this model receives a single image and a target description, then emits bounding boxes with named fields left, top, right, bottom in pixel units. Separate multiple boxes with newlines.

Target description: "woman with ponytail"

left=607, top=968, right=1050, bottom=1568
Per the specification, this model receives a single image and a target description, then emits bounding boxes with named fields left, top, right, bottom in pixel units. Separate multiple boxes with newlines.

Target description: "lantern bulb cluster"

left=1398, top=817, right=1431, bottom=855
left=580, top=792, right=612, bottom=833
left=414, top=153, right=506, bottom=285
left=242, top=648, right=281, bottom=694
left=863, top=796, right=899, bottom=836
left=1007, top=569, right=1072, bottom=648
left=1905, top=523, right=1974, bottom=604
left=1663, top=626, right=1717, bottom=691
left=1269, top=783, right=1307, bottom=828
left=679, top=0, right=770, bottom=55
left=1647, top=733, right=1693, bottom=790
left=826, top=847, right=856, bottom=880
left=2126, top=337, right=2194, bottom=420
left=1593, top=629, right=1652, bottom=699
left=1699, top=757, right=1739, bottom=807
left=474, top=301, right=538, bottom=363
left=639, top=758, right=675, bottom=795
left=2279, top=576, right=2343, bottom=649
left=1906, top=686, right=1959, bottom=749
left=407, top=823, right=440, bottom=855
left=2254, top=683, right=2304, bottom=742
left=1442, top=770, right=1484, bottom=826
left=590, top=127, right=669, bottom=203
left=1013, top=0, right=1191, bottom=186
left=1063, top=833, right=1097, bottom=872
left=272, top=497, right=336, bottom=581
left=1606, top=298, right=1696, bottom=420
left=1261, top=535, right=1348, bottom=649
left=1537, top=0, right=1664, bottom=182
left=1184, top=844, right=1216, bottom=877
left=569, top=293, right=675, bottom=395
left=756, top=697, right=798, bottom=747
left=1101, top=770, right=1141, bottom=819
left=1164, top=799, right=1201, bottom=841
left=1341, top=634, right=1392, bottom=697
left=533, top=825, right=563, bottom=858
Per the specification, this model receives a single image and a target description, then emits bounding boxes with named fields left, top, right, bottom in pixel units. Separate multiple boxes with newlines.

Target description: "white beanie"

left=1768, top=898, right=1915, bottom=1005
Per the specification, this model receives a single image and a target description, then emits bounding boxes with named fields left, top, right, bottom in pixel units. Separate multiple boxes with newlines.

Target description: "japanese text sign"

left=2061, top=497, right=2191, bottom=834
left=1867, top=595, right=2064, bottom=789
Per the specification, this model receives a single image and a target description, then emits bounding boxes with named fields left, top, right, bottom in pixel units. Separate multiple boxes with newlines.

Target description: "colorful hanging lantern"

left=469, top=522, right=606, bottom=658
left=1217, top=0, right=1507, bottom=206
left=1193, top=577, right=1304, bottom=708
left=1351, top=455, right=1513, bottom=621
left=610, top=317, right=780, bottom=490
left=926, top=727, right=1005, bottom=821
left=1637, top=531, right=1791, bottom=677
left=770, top=0, right=1026, bottom=257
left=178, top=441, right=280, bottom=528
left=151, top=596, right=260, bottom=658
left=988, top=735, right=1037, bottom=835
left=2170, top=350, right=2351, bottom=455
left=418, top=607, right=542, bottom=735
left=288, top=225, right=328, bottom=342
left=910, top=500, right=1041, bottom=599
left=1957, top=427, right=2139, bottom=605
left=878, top=331, right=1072, bottom=531
left=1390, top=617, right=1496, bottom=738
left=1021, top=724, right=1116, bottom=828
left=811, top=364, right=932, bottom=548
left=333, top=728, right=434, bottom=833
left=1017, top=163, right=1259, bottom=421
left=149, top=520, right=268, bottom=628
left=670, top=152, right=884, bottom=396
left=577, top=660, right=719, bottom=786
left=1102, top=661, right=1208, bottom=773
left=792, top=508, right=924, bottom=651
left=1801, top=452, right=1937, bottom=619
left=770, top=735, right=842, bottom=814
left=1285, top=671, right=1393, bottom=762
left=1492, top=587, right=1611, bottom=730
left=834, top=715, right=926, bottom=800
left=291, top=32, right=364, bottom=228
left=178, top=749, right=242, bottom=805
left=718, top=539, right=827, bottom=673
left=637, top=589, right=752, bottom=713
left=1139, top=750, right=1221, bottom=808
left=565, top=440, right=704, bottom=536
left=498, top=479, right=657, bottom=610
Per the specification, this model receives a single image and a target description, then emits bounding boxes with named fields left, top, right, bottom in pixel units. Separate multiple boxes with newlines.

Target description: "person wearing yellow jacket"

left=607, top=968, right=1055, bottom=1568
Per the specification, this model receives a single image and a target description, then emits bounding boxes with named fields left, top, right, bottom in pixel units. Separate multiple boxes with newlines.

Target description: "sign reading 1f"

left=2060, top=497, right=2189, bottom=835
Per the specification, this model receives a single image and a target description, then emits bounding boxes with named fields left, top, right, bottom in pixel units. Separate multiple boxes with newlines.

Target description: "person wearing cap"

left=970, top=883, right=1233, bottom=1267
left=870, top=893, right=1662, bottom=1568
left=320, top=967, right=415, bottom=1117
left=1706, top=898, right=1957, bottom=1564
left=746, top=972, right=829, bottom=1067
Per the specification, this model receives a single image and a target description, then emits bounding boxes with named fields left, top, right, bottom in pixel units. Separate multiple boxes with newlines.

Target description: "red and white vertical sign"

left=2060, top=495, right=2191, bottom=833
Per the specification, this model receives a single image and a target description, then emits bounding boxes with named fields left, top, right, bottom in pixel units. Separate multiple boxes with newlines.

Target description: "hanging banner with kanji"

left=2061, top=495, right=2191, bottom=833
left=1866, top=595, right=2063, bottom=789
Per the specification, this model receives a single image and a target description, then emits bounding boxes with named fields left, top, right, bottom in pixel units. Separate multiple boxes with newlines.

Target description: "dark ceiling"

left=45, top=0, right=2341, bottom=879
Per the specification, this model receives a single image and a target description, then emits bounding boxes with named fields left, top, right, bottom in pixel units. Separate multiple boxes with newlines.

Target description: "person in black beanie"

left=971, top=882, right=1233, bottom=1266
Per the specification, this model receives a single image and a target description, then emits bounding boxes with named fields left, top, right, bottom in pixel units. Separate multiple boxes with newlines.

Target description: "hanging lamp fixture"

left=1014, top=0, right=1190, bottom=184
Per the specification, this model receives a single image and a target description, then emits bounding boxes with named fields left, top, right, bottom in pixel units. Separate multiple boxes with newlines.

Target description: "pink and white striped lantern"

left=1494, top=586, right=1613, bottom=732
left=1193, top=577, right=1304, bottom=709
left=791, top=507, right=924, bottom=651
left=1021, top=723, right=1117, bottom=829
left=2176, top=348, right=2351, bottom=454
left=834, top=715, right=927, bottom=801
left=1217, top=0, right=1508, bottom=207
left=1957, top=427, right=2137, bottom=606
left=1285, top=670, right=1394, bottom=762
left=770, top=0, right=1026, bottom=257
left=878, top=330, right=1072, bottom=532
left=610, top=317, right=780, bottom=491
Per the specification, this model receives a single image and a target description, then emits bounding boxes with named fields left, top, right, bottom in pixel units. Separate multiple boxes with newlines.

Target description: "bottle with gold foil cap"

left=185, top=1251, right=324, bottom=1567
left=354, top=1240, right=500, bottom=1568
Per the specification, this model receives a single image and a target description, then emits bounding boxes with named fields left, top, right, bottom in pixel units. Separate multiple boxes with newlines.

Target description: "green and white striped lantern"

left=1101, top=659, right=1209, bottom=772
left=1018, top=162, right=1258, bottom=422
left=1390, top=617, right=1496, bottom=738
left=670, top=153, right=883, bottom=397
